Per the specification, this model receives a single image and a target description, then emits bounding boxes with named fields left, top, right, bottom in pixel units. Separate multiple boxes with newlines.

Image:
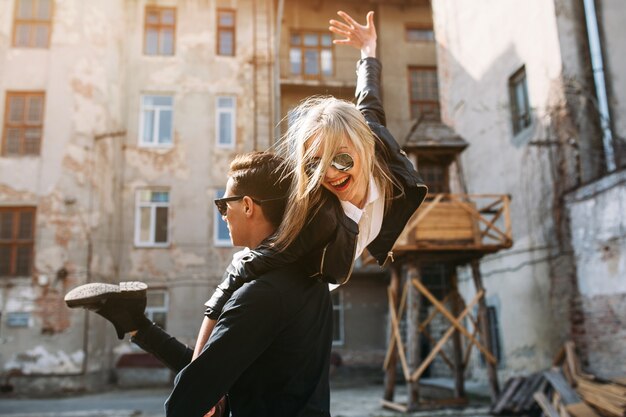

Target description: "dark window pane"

left=18, top=0, right=33, bottom=19
left=219, top=30, right=234, bottom=55
left=27, top=96, right=43, bottom=124
left=5, top=129, right=22, bottom=155
left=37, top=0, right=52, bottom=19
left=321, top=34, right=332, bottom=47
left=406, top=28, right=434, bottom=42
left=146, top=11, right=159, bottom=24
left=35, top=24, right=49, bottom=48
left=0, top=246, right=11, bottom=275
left=145, top=29, right=158, bottom=55
left=154, top=206, right=168, bottom=243
left=219, top=11, right=234, bottom=27
left=16, top=245, right=32, bottom=275
left=15, top=24, right=31, bottom=47
left=151, top=191, right=169, bottom=203
left=158, top=110, right=172, bottom=144
left=18, top=211, right=33, bottom=239
left=161, top=9, right=175, bottom=25
left=290, top=33, right=300, bottom=45
left=8, top=97, right=25, bottom=123
left=0, top=213, right=13, bottom=240
left=304, top=50, right=319, bottom=75
left=161, top=29, right=174, bottom=55
left=303, top=33, right=318, bottom=46
left=23, top=129, right=41, bottom=154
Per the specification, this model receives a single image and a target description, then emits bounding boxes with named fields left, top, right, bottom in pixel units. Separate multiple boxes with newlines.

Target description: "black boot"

left=65, top=282, right=151, bottom=339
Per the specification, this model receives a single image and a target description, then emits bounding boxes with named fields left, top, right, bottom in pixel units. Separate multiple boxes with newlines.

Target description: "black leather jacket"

left=205, top=57, right=427, bottom=320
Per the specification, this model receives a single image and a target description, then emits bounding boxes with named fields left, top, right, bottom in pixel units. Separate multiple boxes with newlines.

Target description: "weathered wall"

left=0, top=0, right=126, bottom=392
left=565, top=170, right=626, bottom=377
left=432, top=0, right=582, bottom=381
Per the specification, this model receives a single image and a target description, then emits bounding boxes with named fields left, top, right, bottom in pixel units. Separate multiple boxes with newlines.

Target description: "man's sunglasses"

left=305, top=153, right=354, bottom=176
left=214, top=195, right=286, bottom=217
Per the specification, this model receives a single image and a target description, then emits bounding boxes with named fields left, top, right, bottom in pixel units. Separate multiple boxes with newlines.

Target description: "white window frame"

left=145, top=289, right=169, bottom=330
left=134, top=189, right=170, bottom=248
left=331, top=290, right=345, bottom=346
left=214, top=188, right=233, bottom=247
left=139, top=94, right=174, bottom=147
left=215, top=96, right=236, bottom=149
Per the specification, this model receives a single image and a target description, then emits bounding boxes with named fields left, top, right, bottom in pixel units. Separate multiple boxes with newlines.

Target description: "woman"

left=204, top=9, right=427, bottom=322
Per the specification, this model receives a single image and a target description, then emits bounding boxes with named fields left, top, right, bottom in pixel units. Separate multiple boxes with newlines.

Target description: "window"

left=140, top=95, right=173, bottom=147
left=406, top=26, right=434, bottom=42
left=216, top=96, right=236, bottom=148
left=134, top=190, right=169, bottom=247
left=13, top=0, right=52, bottom=48
left=331, top=290, right=344, bottom=346
left=408, top=67, right=440, bottom=121
left=144, top=6, right=175, bottom=56
left=289, top=31, right=333, bottom=78
left=217, top=9, right=235, bottom=56
left=509, top=66, right=531, bottom=135
left=145, top=289, right=168, bottom=330
left=419, top=162, right=449, bottom=194
left=480, top=305, right=503, bottom=365
left=2, top=92, right=45, bottom=156
left=214, top=189, right=232, bottom=246
left=0, top=207, right=35, bottom=277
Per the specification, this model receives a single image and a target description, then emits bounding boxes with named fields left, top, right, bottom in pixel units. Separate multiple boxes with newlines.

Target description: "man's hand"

left=329, top=10, right=377, bottom=59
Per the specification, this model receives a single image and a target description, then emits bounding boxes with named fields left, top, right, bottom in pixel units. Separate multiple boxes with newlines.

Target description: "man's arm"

left=165, top=280, right=281, bottom=417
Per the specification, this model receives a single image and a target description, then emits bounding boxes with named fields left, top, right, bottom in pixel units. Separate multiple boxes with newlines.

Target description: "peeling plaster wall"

left=565, top=170, right=626, bottom=377
left=0, top=0, right=126, bottom=389
left=432, top=0, right=584, bottom=382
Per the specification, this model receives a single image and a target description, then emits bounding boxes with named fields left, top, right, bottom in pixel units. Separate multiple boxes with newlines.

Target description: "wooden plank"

left=566, top=402, right=603, bottom=417
left=387, top=287, right=411, bottom=381
left=380, top=399, right=408, bottom=413
left=535, top=392, right=561, bottom=417
left=383, top=279, right=409, bottom=370
left=491, top=377, right=521, bottom=414
left=544, top=369, right=581, bottom=405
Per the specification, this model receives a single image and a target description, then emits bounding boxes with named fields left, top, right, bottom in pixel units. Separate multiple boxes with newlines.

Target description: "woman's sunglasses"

left=305, top=153, right=354, bottom=176
left=214, top=195, right=285, bottom=217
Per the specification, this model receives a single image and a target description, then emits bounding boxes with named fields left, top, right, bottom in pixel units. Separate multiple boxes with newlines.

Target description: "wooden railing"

left=393, top=193, right=513, bottom=253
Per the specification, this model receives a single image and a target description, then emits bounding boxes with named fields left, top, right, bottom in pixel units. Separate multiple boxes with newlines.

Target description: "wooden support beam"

left=383, top=266, right=401, bottom=402
left=471, top=260, right=500, bottom=400
left=451, top=272, right=465, bottom=398
left=406, top=265, right=421, bottom=410
left=383, top=279, right=409, bottom=370
left=410, top=289, right=484, bottom=381
left=412, top=278, right=496, bottom=364
left=387, top=285, right=411, bottom=381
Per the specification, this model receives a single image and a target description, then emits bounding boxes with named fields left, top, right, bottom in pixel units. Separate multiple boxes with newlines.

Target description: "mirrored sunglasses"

left=305, top=153, right=354, bottom=176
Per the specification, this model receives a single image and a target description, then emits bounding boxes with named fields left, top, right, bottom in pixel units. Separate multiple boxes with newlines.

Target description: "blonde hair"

left=273, top=96, right=399, bottom=250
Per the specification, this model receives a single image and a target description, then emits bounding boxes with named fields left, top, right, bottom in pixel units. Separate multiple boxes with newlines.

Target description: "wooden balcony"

left=393, top=193, right=513, bottom=261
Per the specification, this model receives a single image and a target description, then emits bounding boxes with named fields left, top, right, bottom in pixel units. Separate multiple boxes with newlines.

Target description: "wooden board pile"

left=491, top=341, right=626, bottom=417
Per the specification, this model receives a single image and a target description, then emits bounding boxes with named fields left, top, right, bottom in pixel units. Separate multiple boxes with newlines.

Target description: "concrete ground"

left=0, top=380, right=491, bottom=417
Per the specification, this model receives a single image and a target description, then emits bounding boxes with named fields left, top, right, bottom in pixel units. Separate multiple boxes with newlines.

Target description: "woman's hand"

left=329, top=10, right=377, bottom=59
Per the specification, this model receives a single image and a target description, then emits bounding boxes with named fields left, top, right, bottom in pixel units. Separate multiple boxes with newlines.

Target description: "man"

left=65, top=152, right=333, bottom=417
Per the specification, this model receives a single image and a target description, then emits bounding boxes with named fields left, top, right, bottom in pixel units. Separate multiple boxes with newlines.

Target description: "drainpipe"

left=273, top=0, right=285, bottom=143
left=582, top=0, right=616, bottom=172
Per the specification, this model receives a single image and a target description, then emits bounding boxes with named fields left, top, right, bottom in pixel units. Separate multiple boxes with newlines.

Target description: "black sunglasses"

left=306, top=153, right=354, bottom=176
left=214, top=195, right=285, bottom=216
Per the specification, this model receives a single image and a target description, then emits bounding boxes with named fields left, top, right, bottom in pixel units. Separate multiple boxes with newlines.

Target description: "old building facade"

left=432, top=0, right=626, bottom=382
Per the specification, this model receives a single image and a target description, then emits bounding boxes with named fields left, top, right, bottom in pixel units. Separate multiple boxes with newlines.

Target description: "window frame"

left=2, top=91, right=45, bottom=156
left=143, top=6, right=176, bottom=56
left=0, top=207, right=36, bottom=277
left=213, top=188, right=232, bottom=247
left=12, top=0, right=53, bottom=48
left=145, top=289, right=169, bottom=330
left=216, top=8, right=236, bottom=57
left=331, top=290, right=345, bottom=346
left=215, top=96, right=236, bottom=149
left=134, top=189, right=170, bottom=248
left=508, top=65, right=531, bottom=135
left=289, top=30, right=334, bottom=79
left=138, top=94, right=174, bottom=148
left=407, top=66, right=441, bottom=121
left=405, top=24, right=435, bottom=43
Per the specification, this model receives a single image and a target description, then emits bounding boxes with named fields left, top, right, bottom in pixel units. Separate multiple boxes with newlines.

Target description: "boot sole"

left=64, top=281, right=147, bottom=308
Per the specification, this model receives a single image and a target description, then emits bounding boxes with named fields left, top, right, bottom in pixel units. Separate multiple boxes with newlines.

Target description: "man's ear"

left=242, top=196, right=255, bottom=218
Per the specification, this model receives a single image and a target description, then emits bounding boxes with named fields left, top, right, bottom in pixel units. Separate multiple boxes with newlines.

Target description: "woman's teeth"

left=330, top=176, right=350, bottom=190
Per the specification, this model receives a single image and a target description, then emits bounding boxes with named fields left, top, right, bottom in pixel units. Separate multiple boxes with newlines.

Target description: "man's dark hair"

left=229, top=152, right=291, bottom=228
